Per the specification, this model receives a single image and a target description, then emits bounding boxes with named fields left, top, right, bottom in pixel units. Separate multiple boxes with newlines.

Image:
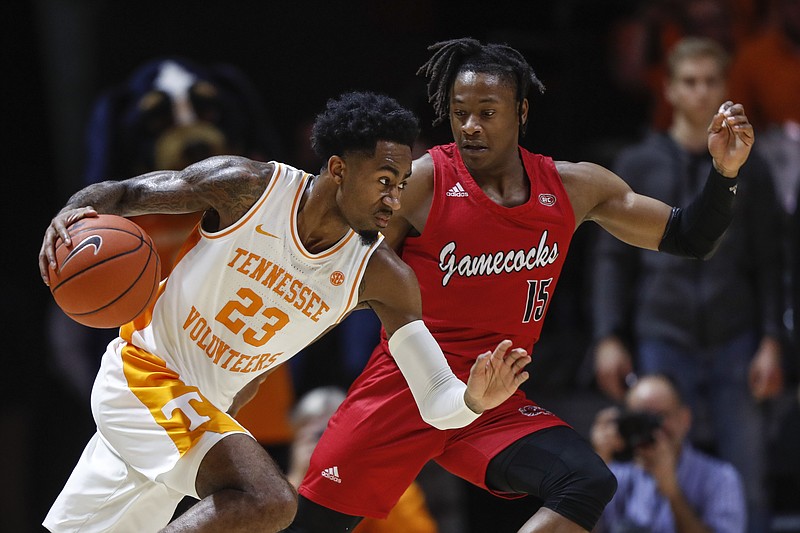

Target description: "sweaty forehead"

left=363, top=141, right=412, bottom=174
left=452, top=71, right=515, bottom=100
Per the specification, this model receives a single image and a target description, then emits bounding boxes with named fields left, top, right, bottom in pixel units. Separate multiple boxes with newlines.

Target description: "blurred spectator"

left=795, top=185, right=800, bottom=375
left=728, top=0, right=800, bottom=228
left=730, top=0, right=800, bottom=366
left=286, top=386, right=438, bottom=533
left=729, top=2, right=800, bottom=521
left=728, top=0, right=800, bottom=131
left=609, top=0, right=763, bottom=131
left=761, top=163, right=800, bottom=521
left=592, top=37, right=783, bottom=533
left=754, top=121, right=799, bottom=365
left=591, top=373, right=746, bottom=533
left=752, top=122, right=800, bottom=220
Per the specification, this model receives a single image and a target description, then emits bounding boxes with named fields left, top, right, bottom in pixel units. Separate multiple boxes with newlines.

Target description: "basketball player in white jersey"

left=38, top=91, right=532, bottom=533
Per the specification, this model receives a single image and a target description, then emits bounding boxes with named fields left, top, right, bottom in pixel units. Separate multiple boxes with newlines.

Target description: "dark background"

left=5, top=1, right=767, bottom=532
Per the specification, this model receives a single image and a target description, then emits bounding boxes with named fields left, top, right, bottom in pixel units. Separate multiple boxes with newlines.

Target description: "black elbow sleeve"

left=658, top=165, right=738, bottom=259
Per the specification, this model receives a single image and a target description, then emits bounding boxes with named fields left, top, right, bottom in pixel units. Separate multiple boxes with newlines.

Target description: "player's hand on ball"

left=464, top=340, right=531, bottom=413
left=39, top=206, right=99, bottom=284
left=41, top=213, right=161, bottom=329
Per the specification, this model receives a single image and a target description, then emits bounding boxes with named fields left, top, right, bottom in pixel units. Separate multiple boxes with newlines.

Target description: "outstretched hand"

left=464, top=340, right=531, bottom=414
left=707, top=101, right=755, bottom=177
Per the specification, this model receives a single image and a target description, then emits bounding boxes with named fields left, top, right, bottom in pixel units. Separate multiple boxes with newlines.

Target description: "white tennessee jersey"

left=121, top=161, right=382, bottom=410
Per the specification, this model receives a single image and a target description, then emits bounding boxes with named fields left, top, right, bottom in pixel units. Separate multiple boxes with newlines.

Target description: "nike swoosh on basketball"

left=255, top=225, right=279, bottom=238
left=62, top=235, right=103, bottom=268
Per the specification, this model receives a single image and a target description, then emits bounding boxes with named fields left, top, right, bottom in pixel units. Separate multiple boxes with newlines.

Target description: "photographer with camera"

left=591, top=374, right=745, bottom=533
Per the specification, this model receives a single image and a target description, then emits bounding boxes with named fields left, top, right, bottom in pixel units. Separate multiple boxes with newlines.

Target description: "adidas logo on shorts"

left=446, top=182, right=469, bottom=197
left=321, top=466, right=342, bottom=484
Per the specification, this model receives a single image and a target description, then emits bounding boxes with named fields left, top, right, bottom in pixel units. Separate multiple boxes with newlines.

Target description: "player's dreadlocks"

left=417, top=37, right=545, bottom=137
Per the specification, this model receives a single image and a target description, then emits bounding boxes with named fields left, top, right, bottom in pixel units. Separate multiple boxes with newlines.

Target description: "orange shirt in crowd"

left=728, top=27, right=800, bottom=128
left=235, top=364, right=295, bottom=445
left=354, top=481, right=438, bottom=533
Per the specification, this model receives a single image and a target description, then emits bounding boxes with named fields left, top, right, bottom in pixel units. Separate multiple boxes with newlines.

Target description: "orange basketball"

left=48, top=214, right=162, bottom=328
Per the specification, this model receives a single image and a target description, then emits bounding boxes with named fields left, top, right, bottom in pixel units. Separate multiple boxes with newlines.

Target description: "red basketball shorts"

left=298, top=345, right=568, bottom=519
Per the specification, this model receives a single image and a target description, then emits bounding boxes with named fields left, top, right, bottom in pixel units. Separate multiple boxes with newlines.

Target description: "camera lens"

left=613, top=411, right=663, bottom=461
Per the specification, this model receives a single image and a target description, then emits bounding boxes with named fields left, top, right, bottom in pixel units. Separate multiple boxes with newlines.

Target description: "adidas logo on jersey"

left=321, top=466, right=342, bottom=483
left=446, top=182, right=469, bottom=197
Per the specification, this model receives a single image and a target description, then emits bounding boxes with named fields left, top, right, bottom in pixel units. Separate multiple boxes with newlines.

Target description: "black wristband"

left=707, top=163, right=739, bottom=194
left=658, top=164, right=737, bottom=259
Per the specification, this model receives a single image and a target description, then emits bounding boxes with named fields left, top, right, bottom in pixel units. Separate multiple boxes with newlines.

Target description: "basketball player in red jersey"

left=286, top=39, right=754, bottom=533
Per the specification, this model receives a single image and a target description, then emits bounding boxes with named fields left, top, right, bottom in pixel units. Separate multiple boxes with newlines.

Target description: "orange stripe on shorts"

left=121, top=343, right=244, bottom=456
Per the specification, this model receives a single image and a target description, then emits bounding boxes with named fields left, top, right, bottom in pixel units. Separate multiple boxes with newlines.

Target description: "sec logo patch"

left=538, top=193, right=556, bottom=206
left=330, top=271, right=345, bottom=286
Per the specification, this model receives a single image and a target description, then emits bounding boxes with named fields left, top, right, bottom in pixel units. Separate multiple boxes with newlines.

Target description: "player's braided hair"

left=311, top=91, right=420, bottom=161
left=417, top=37, right=545, bottom=136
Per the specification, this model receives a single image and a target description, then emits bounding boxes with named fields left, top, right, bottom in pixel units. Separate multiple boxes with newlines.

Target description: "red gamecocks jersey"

left=391, top=143, right=575, bottom=372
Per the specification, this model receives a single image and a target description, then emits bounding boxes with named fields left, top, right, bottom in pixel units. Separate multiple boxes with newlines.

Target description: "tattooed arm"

left=39, top=155, right=273, bottom=283
left=57, top=156, right=271, bottom=223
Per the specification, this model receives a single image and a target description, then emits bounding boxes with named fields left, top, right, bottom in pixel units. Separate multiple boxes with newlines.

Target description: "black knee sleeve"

left=280, top=495, right=363, bottom=533
left=486, top=426, right=617, bottom=531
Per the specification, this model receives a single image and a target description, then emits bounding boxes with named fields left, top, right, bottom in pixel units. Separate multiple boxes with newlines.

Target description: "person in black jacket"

left=591, top=37, right=783, bottom=533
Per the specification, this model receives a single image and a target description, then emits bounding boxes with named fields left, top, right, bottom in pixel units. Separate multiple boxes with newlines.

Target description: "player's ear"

left=519, top=98, right=529, bottom=127
left=327, top=155, right=346, bottom=184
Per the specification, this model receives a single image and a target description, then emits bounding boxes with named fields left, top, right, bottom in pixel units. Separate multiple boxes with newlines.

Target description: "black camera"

left=613, top=411, right=663, bottom=461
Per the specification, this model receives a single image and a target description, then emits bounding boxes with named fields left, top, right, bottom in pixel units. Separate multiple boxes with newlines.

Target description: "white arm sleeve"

left=387, top=320, right=481, bottom=429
